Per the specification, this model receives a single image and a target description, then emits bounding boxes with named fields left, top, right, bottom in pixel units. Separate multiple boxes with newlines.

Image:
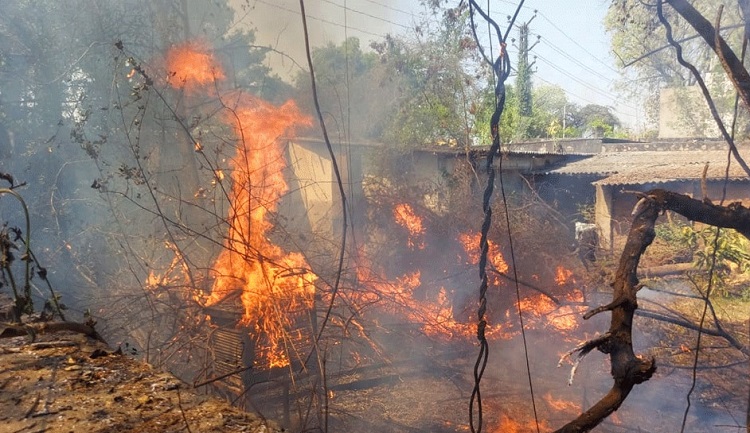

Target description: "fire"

left=164, top=41, right=225, bottom=91
left=517, top=292, right=585, bottom=334
left=555, top=265, right=574, bottom=286
left=543, top=392, right=581, bottom=413
left=205, top=93, right=315, bottom=369
left=458, top=231, right=509, bottom=275
left=393, top=203, right=425, bottom=249
left=145, top=241, right=193, bottom=292
left=493, top=414, right=550, bottom=433
left=354, top=260, right=475, bottom=339
left=345, top=225, right=588, bottom=343
left=350, top=251, right=522, bottom=341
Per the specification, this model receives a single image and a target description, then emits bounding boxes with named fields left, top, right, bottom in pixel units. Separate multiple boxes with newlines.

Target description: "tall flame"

left=204, top=93, right=315, bottom=368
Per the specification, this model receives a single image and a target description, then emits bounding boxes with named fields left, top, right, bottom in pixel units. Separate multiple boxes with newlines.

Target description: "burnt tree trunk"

left=554, top=189, right=750, bottom=433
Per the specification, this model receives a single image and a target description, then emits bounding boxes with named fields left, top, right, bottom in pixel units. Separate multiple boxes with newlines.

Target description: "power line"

left=535, top=53, right=638, bottom=110
left=358, top=0, right=415, bottom=17
left=538, top=11, right=621, bottom=74
left=534, top=74, right=604, bottom=106
left=253, top=0, right=389, bottom=39
left=530, top=31, right=615, bottom=84
left=320, top=0, right=411, bottom=31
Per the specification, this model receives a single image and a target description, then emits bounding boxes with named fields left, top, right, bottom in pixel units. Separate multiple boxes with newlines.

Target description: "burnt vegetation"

left=0, top=1, right=748, bottom=433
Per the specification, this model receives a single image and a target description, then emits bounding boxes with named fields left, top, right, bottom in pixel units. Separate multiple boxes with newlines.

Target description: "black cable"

left=467, top=2, right=540, bottom=432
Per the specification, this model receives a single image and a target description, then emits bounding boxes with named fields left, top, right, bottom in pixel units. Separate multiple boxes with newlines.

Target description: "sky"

left=230, top=0, right=641, bottom=129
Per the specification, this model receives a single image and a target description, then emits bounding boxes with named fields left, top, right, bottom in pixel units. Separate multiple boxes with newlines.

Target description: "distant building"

left=546, top=143, right=750, bottom=250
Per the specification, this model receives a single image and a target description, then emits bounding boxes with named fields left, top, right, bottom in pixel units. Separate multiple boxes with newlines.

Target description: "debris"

left=0, top=329, right=282, bottom=432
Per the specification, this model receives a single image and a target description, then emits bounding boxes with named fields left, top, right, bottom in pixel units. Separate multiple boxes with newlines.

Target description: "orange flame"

left=393, top=203, right=425, bottom=249
left=164, top=41, right=225, bottom=91
left=351, top=252, right=518, bottom=340
left=517, top=292, right=585, bottom=335
left=555, top=265, right=574, bottom=286
left=543, top=392, right=581, bottom=413
left=145, top=241, right=192, bottom=292
left=459, top=231, right=509, bottom=276
left=493, top=414, right=551, bottom=433
left=205, top=94, right=315, bottom=369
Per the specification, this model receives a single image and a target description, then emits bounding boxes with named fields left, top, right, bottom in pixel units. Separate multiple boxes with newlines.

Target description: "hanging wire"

left=467, top=2, right=539, bottom=432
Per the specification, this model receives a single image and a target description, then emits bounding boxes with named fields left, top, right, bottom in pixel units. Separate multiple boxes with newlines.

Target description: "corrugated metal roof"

left=547, top=149, right=750, bottom=185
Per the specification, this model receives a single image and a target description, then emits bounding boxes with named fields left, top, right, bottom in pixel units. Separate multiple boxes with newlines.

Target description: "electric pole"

left=514, top=12, right=540, bottom=117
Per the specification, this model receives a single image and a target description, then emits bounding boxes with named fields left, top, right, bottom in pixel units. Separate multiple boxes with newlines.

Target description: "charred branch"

left=558, top=332, right=613, bottom=386
left=635, top=310, right=749, bottom=356
left=554, top=196, right=660, bottom=433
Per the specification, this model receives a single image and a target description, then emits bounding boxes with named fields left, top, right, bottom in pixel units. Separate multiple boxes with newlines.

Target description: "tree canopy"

left=605, top=0, right=745, bottom=132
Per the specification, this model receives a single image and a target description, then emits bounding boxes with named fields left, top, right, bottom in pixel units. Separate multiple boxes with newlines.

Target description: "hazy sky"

left=231, top=0, right=640, bottom=129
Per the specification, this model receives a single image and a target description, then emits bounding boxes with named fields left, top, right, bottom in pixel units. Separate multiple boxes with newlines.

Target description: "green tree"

left=374, top=4, right=492, bottom=149
left=515, top=22, right=534, bottom=117
left=293, top=37, right=383, bottom=140
left=571, top=104, right=621, bottom=137
left=528, top=84, right=568, bottom=138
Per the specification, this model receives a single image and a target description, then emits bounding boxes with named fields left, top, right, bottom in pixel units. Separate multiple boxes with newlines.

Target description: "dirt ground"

left=0, top=328, right=282, bottom=433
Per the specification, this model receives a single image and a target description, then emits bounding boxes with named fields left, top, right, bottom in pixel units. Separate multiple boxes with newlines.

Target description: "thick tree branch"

left=647, top=189, right=750, bottom=239
left=554, top=193, right=660, bottom=433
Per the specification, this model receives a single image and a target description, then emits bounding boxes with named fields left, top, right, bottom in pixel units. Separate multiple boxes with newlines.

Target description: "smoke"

left=228, top=0, right=408, bottom=79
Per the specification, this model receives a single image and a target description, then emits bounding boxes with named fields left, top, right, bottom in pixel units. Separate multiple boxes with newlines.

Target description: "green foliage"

left=515, top=23, right=534, bottom=117
left=571, top=104, right=621, bottom=138
left=378, top=5, right=489, bottom=148
left=668, top=223, right=750, bottom=297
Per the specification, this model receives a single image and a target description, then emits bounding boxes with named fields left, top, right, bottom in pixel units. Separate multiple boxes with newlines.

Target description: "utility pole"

left=514, top=12, right=540, bottom=117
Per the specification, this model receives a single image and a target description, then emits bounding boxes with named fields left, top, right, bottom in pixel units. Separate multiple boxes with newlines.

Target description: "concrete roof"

left=546, top=149, right=750, bottom=185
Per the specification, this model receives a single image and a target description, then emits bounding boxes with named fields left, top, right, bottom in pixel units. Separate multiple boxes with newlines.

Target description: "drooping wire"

left=467, top=2, right=539, bottom=433
left=298, top=6, right=349, bottom=430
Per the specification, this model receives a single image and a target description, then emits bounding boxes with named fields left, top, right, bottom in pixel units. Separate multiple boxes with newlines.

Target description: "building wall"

left=659, top=87, right=721, bottom=139
left=285, top=140, right=335, bottom=238
left=282, top=139, right=368, bottom=264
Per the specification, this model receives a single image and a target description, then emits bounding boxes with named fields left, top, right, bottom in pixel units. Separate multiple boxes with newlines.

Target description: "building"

left=546, top=143, right=750, bottom=250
